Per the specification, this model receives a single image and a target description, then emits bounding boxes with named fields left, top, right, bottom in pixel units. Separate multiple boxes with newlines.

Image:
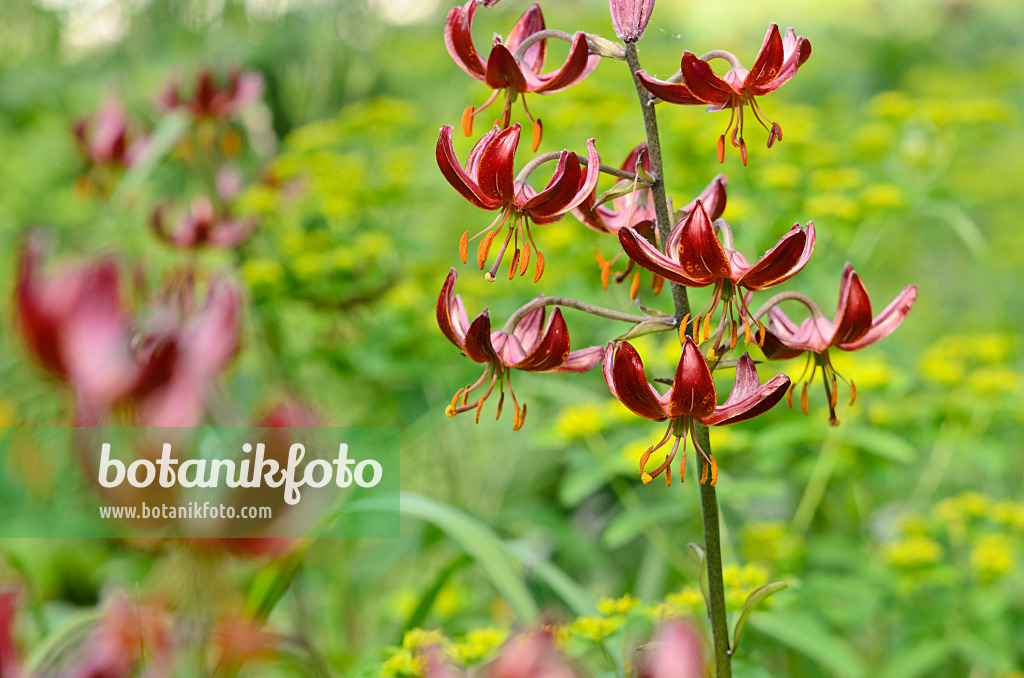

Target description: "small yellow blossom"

left=555, top=403, right=606, bottom=440
left=451, top=628, right=508, bottom=665
left=597, top=594, right=642, bottom=616
left=884, top=536, right=944, bottom=569
left=970, top=534, right=1015, bottom=581
left=569, top=615, right=623, bottom=643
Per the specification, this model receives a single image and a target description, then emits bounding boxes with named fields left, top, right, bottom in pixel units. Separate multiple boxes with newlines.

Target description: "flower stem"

left=515, top=151, right=652, bottom=186
left=501, top=296, right=673, bottom=334
left=625, top=42, right=733, bottom=677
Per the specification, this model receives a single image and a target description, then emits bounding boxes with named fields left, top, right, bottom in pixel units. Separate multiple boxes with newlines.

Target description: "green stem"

left=624, top=42, right=732, bottom=677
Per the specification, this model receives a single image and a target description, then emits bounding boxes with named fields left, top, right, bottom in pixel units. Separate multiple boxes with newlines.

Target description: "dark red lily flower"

left=573, top=147, right=728, bottom=297
left=610, top=0, right=655, bottom=43
left=438, top=268, right=602, bottom=430
left=73, top=100, right=148, bottom=169
left=604, top=337, right=789, bottom=485
left=619, top=202, right=813, bottom=353
left=152, top=196, right=256, bottom=249
left=157, top=67, right=264, bottom=120
left=437, top=123, right=599, bottom=282
left=444, top=0, right=599, bottom=149
left=637, top=24, right=811, bottom=165
left=761, top=263, right=917, bottom=425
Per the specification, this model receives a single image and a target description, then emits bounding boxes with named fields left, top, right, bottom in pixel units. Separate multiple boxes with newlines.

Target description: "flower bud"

left=609, top=0, right=654, bottom=43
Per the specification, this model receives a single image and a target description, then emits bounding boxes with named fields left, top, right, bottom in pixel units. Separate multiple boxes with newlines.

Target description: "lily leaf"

left=687, top=542, right=710, bottom=620
left=731, top=581, right=788, bottom=652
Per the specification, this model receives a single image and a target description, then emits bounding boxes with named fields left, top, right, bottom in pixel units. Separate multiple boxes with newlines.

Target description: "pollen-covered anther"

left=478, top=230, right=498, bottom=270
left=757, top=320, right=766, bottom=347
left=730, top=323, right=738, bottom=349
left=630, top=271, right=641, bottom=300
left=461, top=106, right=475, bottom=137
left=742, top=316, right=752, bottom=345
left=459, top=231, right=469, bottom=264
left=706, top=347, right=718, bottom=361
left=508, top=249, right=520, bottom=280
left=514, top=402, right=527, bottom=431
left=786, top=382, right=795, bottom=409
left=533, top=251, right=545, bottom=283
left=717, top=135, right=726, bottom=164
left=678, top=313, right=690, bottom=344
left=531, top=119, right=543, bottom=153
left=739, top=138, right=748, bottom=166
left=702, top=314, right=712, bottom=341
left=800, top=382, right=809, bottom=415
left=652, top=275, right=664, bottom=295
left=495, top=390, right=505, bottom=420
left=519, top=244, right=531, bottom=276
left=640, top=472, right=653, bottom=485
left=474, top=397, right=485, bottom=423
left=849, top=379, right=857, bottom=406
left=700, top=456, right=718, bottom=486
left=830, top=376, right=839, bottom=409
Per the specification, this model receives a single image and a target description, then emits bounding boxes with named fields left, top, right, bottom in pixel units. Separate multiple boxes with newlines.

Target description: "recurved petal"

left=744, top=23, right=784, bottom=90
left=603, top=342, right=668, bottom=421
left=749, top=27, right=810, bottom=95
left=735, top=222, right=814, bottom=290
left=444, top=1, right=488, bottom=81
left=505, top=3, right=546, bottom=74
left=677, top=174, right=728, bottom=220
left=701, top=355, right=789, bottom=426
left=476, top=124, right=520, bottom=204
left=464, top=311, right=502, bottom=364
left=760, top=327, right=806, bottom=361
left=522, top=32, right=599, bottom=94
left=436, top=125, right=502, bottom=210
left=485, top=42, right=528, bottom=92
left=436, top=268, right=470, bottom=349
left=665, top=337, right=716, bottom=419
left=514, top=308, right=571, bottom=372
left=680, top=52, right=738, bottom=105
left=636, top=70, right=706, bottom=105
left=528, top=139, right=601, bottom=223
left=832, top=264, right=874, bottom=347
left=676, top=202, right=731, bottom=284
left=557, top=345, right=604, bottom=373
left=839, top=284, right=917, bottom=351
left=619, top=225, right=704, bottom=287
left=511, top=305, right=546, bottom=353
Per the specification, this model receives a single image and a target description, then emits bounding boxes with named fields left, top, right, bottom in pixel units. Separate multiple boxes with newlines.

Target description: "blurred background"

left=1, top=0, right=1023, bottom=675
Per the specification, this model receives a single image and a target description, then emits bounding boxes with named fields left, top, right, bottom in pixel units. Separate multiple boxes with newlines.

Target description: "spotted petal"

left=734, top=222, right=814, bottom=290
left=664, top=338, right=716, bottom=419
left=744, top=24, right=784, bottom=90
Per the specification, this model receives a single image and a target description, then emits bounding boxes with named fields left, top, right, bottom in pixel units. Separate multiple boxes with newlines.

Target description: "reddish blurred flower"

left=438, top=268, right=602, bottom=430
left=638, top=620, right=705, bottom=678
left=637, top=24, right=811, bottom=164
left=66, top=593, right=173, bottom=678
left=211, top=613, right=278, bottom=669
left=604, top=338, right=789, bottom=485
left=609, top=0, right=655, bottom=43
left=157, top=67, right=264, bottom=120
left=761, top=263, right=917, bottom=425
left=152, top=196, right=256, bottom=249
left=437, top=123, right=599, bottom=282
left=445, top=0, right=599, bottom=148
left=73, top=100, right=148, bottom=169
left=1, top=588, right=20, bottom=678
left=619, top=203, right=813, bottom=354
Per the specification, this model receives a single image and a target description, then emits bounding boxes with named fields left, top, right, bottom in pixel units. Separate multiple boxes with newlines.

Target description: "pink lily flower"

left=152, top=196, right=256, bottom=249
left=438, top=268, right=602, bottom=430
left=637, top=24, right=811, bottom=164
left=604, top=337, right=789, bottom=485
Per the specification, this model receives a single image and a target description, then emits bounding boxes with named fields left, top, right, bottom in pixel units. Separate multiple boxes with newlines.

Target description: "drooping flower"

left=157, top=67, right=265, bottom=120
left=609, top=0, right=655, bottom=43
left=604, top=337, right=789, bottom=485
left=761, top=263, right=917, bottom=425
left=152, top=196, right=256, bottom=249
left=438, top=268, right=602, bottom=430
left=73, top=100, right=148, bottom=170
left=618, top=202, right=813, bottom=354
left=637, top=24, right=811, bottom=165
left=573, top=146, right=728, bottom=297
left=444, top=0, right=599, bottom=149
left=436, top=123, right=599, bottom=282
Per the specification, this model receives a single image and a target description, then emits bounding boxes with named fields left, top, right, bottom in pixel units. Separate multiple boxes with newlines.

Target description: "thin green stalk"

left=624, top=42, right=732, bottom=677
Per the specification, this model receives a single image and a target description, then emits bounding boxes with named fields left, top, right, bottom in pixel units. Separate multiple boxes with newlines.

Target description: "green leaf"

left=244, top=543, right=313, bottom=622
left=507, top=543, right=594, bottom=617
left=877, top=640, right=952, bottom=678
left=401, top=554, right=471, bottom=637
left=731, top=581, right=788, bottom=652
left=687, top=543, right=710, bottom=620
left=843, top=427, right=917, bottom=464
left=398, top=493, right=539, bottom=622
left=749, top=611, right=865, bottom=678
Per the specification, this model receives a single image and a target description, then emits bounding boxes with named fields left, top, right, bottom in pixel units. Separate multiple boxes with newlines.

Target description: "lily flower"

left=436, top=123, right=599, bottom=282
left=618, top=202, right=813, bottom=354
left=152, top=196, right=256, bottom=249
left=444, top=0, right=599, bottom=149
left=73, top=100, right=148, bottom=170
left=157, top=67, right=264, bottom=120
left=437, top=268, right=602, bottom=430
left=610, top=0, right=656, bottom=43
left=637, top=24, right=811, bottom=165
left=574, top=147, right=727, bottom=297
left=760, top=263, right=917, bottom=425
left=604, top=338, right=789, bottom=485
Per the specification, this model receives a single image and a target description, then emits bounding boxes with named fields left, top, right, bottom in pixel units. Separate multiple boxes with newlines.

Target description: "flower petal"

left=443, top=1, right=488, bottom=82
left=665, top=337, right=717, bottom=419
left=680, top=52, right=738, bottom=105
left=744, top=24, right=784, bottom=90
left=603, top=342, right=668, bottom=421
left=557, top=345, right=603, bottom=373
left=514, top=307, right=571, bottom=372
left=832, top=264, right=874, bottom=347
left=436, top=125, right=502, bottom=210
left=701, top=355, right=789, bottom=426
left=522, top=32, right=599, bottom=94
left=464, top=311, right=501, bottom=364
left=748, top=28, right=811, bottom=95
left=485, top=42, right=528, bottom=92
left=676, top=202, right=731, bottom=284
left=619, top=224, right=705, bottom=287
left=677, top=174, right=728, bottom=220
left=735, top=222, right=814, bottom=291
left=505, top=3, right=546, bottom=74
left=636, top=70, right=706, bottom=106
left=839, top=284, right=917, bottom=351
left=476, top=124, right=520, bottom=204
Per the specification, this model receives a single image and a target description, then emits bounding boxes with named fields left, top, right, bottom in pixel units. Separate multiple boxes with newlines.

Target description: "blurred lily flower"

left=437, top=123, right=599, bottom=282
left=445, top=0, right=599, bottom=148
left=157, top=67, right=264, bottom=120
left=619, top=203, right=813, bottom=353
left=152, top=196, right=256, bottom=249
left=438, top=268, right=602, bottom=430
left=637, top=24, right=811, bottom=164
left=638, top=620, right=706, bottom=678
left=65, top=594, right=173, bottom=678
left=604, top=338, right=789, bottom=485
left=609, top=0, right=655, bottom=43
left=73, top=100, right=148, bottom=169
left=1, top=588, right=20, bottom=678
left=761, top=263, right=917, bottom=425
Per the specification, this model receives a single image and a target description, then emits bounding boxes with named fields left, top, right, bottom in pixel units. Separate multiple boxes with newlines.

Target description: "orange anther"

left=717, top=135, right=726, bottom=164
left=800, top=383, right=809, bottom=415
left=531, top=119, right=543, bottom=152
left=629, top=271, right=640, bottom=300
left=742, top=316, right=752, bottom=345
left=679, top=313, right=690, bottom=343
left=520, top=243, right=531, bottom=276
left=478, top=230, right=498, bottom=269
left=459, top=231, right=469, bottom=264
left=533, top=251, right=545, bottom=282
left=461, top=106, right=475, bottom=137
left=849, top=379, right=857, bottom=406
left=702, top=313, right=712, bottom=341
left=786, top=382, right=794, bottom=409
left=509, top=249, right=519, bottom=280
